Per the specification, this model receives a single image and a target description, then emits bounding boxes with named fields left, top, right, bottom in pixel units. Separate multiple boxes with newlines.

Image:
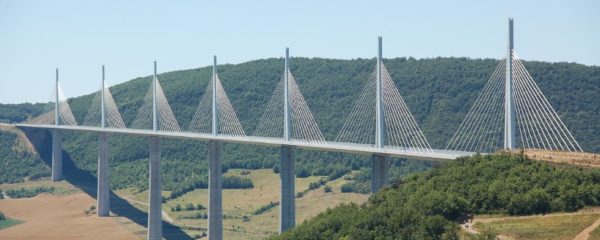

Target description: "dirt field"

left=520, top=149, right=600, bottom=167
left=0, top=193, right=141, bottom=240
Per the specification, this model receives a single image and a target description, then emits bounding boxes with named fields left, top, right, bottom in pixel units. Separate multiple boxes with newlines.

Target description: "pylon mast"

left=376, top=37, right=384, bottom=149
left=504, top=18, right=516, bottom=149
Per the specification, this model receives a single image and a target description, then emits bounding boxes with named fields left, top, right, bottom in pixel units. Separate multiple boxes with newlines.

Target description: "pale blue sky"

left=0, top=0, right=598, bottom=103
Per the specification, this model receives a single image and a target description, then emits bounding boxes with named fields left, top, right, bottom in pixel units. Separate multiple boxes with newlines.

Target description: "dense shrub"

left=5, top=186, right=55, bottom=198
left=222, top=176, right=253, bottom=189
left=254, top=201, right=279, bottom=215
left=179, top=212, right=207, bottom=219
left=296, top=167, right=310, bottom=178
left=171, top=203, right=205, bottom=212
left=308, top=179, right=327, bottom=190
left=272, top=153, right=600, bottom=239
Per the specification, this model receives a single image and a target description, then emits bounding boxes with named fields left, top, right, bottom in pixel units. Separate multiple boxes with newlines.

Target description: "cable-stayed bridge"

left=15, top=19, right=582, bottom=240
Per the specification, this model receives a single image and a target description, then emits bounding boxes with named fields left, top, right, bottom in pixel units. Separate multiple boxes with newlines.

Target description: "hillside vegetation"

left=0, top=129, right=49, bottom=183
left=1, top=57, right=599, bottom=194
left=272, top=153, right=600, bottom=239
left=0, top=103, right=46, bottom=123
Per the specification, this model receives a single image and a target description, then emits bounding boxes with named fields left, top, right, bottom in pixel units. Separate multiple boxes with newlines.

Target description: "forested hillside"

left=2, top=57, right=599, bottom=193
left=0, top=130, right=48, bottom=183
left=271, top=153, right=600, bottom=239
left=0, top=103, right=46, bottom=123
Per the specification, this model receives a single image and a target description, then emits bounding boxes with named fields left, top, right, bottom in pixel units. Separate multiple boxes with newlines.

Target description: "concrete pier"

left=279, top=146, right=295, bottom=233
left=208, top=141, right=223, bottom=240
left=147, top=137, right=162, bottom=240
left=51, top=130, right=62, bottom=181
left=97, top=133, right=110, bottom=217
left=371, top=155, right=389, bottom=193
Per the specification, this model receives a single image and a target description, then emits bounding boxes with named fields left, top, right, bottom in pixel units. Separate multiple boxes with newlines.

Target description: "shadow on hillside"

left=20, top=127, right=194, bottom=240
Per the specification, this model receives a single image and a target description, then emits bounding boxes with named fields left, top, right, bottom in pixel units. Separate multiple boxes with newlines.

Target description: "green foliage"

left=254, top=201, right=279, bottom=215
left=308, top=179, right=327, bottom=190
left=185, top=203, right=195, bottom=211
left=507, top=188, right=550, bottom=215
left=171, top=203, right=205, bottom=212
left=5, top=186, right=55, bottom=198
left=296, top=167, right=310, bottom=178
left=172, top=204, right=182, bottom=212
left=222, top=175, right=253, bottom=189
left=167, top=175, right=252, bottom=200
left=0, top=131, right=49, bottom=184
left=272, top=153, right=600, bottom=239
left=323, top=185, right=332, bottom=193
left=0, top=103, right=47, bottom=123
left=179, top=212, right=207, bottom=220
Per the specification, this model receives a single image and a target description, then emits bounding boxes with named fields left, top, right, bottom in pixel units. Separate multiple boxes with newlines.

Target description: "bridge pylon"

left=504, top=18, right=516, bottom=150
left=279, top=48, right=296, bottom=233
left=446, top=18, right=582, bottom=153
left=208, top=56, right=223, bottom=240
left=97, top=65, right=110, bottom=217
left=147, top=61, right=162, bottom=240
left=51, top=68, right=62, bottom=182
left=372, top=36, right=389, bottom=194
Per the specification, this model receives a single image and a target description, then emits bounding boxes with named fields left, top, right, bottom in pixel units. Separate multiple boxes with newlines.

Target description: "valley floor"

left=116, top=169, right=369, bottom=239
left=0, top=192, right=140, bottom=240
left=0, top=169, right=368, bottom=240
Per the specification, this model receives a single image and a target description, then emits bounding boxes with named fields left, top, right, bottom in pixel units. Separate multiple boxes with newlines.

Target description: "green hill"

left=0, top=128, right=49, bottom=183
left=2, top=57, right=599, bottom=193
left=271, top=153, right=600, bottom=239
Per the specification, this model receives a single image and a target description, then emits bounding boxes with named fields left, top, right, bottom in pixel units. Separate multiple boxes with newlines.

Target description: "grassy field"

left=474, top=212, right=600, bottom=240
left=116, top=168, right=369, bottom=239
left=0, top=216, right=24, bottom=230
left=0, top=179, right=80, bottom=196
left=590, top=225, right=600, bottom=240
left=0, top=169, right=368, bottom=239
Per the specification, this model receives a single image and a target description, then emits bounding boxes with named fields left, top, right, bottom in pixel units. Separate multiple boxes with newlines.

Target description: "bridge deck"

left=15, top=124, right=474, bottom=161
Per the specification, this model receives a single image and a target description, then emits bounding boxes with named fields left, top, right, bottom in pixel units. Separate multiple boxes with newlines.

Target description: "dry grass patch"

left=0, top=192, right=140, bottom=240
left=117, top=169, right=369, bottom=240
left=475, top=213, right=600, bottom=240
left=590, top=225, right=600, bottom=240
left=516, top=149, right=600, bottom=167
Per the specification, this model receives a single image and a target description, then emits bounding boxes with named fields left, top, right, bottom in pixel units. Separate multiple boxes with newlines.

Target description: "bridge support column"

left=371, top=155, right=388, bottom=193
left=208, top=141, right=223, bottom=240
left=51, top=130, right=62, bottom=181
left=97, top=133, right=110, bottom=217
left=504, top=18, right=516, bottom=150
left=147, top=137, right=162, bottom=240
left=279, top=146, right=295, bottom=233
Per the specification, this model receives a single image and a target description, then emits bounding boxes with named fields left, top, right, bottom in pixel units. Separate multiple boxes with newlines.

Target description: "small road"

left=574, top=216, right=600, bottom=240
